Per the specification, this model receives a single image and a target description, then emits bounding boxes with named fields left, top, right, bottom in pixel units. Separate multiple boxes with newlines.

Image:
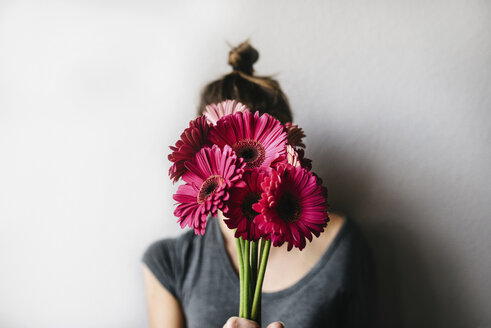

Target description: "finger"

left=266, top=322, right=285, bottom=328
left=223, top=316, right=260, bottom=328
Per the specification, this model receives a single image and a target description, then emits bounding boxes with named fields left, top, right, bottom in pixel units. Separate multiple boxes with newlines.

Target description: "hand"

left=223, top=316, right=285, bottom=328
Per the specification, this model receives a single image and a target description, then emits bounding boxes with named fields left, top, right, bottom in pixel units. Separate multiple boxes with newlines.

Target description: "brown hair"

left=198, top=40, right=293, bottom=124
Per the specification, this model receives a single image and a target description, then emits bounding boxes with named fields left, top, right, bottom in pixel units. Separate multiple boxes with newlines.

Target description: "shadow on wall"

left=314, top=144, right=474, bottom=328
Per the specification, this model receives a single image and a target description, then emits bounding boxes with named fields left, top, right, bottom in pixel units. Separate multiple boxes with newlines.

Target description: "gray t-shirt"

left=142, top=217, right=377, bottom=328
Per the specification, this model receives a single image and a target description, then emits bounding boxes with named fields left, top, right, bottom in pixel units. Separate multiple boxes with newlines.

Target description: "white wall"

left=0, top=1, right=490, bottom=327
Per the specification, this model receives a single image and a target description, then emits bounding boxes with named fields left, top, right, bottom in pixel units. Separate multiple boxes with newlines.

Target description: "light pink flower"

left=286, top=145, right=301, bottom=167
left=272, top=145, right=313, bottom=171
left=204, top=99, right=249, bottom=125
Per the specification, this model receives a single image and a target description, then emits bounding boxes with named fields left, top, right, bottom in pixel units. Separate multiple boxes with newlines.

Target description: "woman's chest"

left=261, top=251, right=321, bottom=292
left=183, top=279, right=342, bottom=328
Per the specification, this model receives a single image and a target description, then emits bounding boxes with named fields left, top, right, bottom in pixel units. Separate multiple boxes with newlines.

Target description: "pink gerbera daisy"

left=209, top=111, right=287, bottom=170
left=173, top=145, right=246, bottom=235
left=253, top=164, right=329, bottom=251
left=223, top=169, right=267, bottom=241
left=168, top=116, right=211, bottom=183
left=204, top=99, right=249, bottom=125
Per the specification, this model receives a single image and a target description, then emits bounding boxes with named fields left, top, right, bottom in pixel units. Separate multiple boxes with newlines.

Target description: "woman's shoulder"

left=142, top=227, right=202, bottom=271
left=142, top=216, right=222, bottom=260
left=141, top=228, right=202, bottom=299
left=312, top=212, right=375, bottom=279
left=327, top=213, right=376, bottom=288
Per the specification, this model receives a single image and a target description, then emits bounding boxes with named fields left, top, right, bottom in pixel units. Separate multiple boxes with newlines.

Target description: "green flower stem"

left=243, top=240, right=251, bottom=319
left=251, top=241, right=258, bottom=293
left=251, top=239, right=272, bottom=322
left=240, top=238, right=246, bottom=316
left=258, top=238, right=266, bottom=268
left=235, top=236, right=244, bottom=317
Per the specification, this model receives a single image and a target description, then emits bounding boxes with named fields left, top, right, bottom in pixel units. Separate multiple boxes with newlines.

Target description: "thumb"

left=266, top=322, right=285, bottom=328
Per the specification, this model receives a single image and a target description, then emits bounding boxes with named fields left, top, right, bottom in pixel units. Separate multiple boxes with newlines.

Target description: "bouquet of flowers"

left=168, top=100, right=329, bottom=322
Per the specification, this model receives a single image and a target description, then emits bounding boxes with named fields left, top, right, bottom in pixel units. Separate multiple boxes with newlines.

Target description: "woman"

left=142, top=41, right=377, bottom=328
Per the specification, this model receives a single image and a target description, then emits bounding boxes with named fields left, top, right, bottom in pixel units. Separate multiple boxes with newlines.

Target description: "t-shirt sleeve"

left=141, top=238, right=180, bottom=299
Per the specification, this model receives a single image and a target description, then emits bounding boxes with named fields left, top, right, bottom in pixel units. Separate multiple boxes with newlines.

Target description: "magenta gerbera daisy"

left=209, top=111, right=287, bottom=170
left=223, top=169, right=267, bottom=241
left=173, top=145, right=246, bottom=235
left=168, top=116, right=211, bottom=183
left=253, top=164, right=329, bottom=251
left=204, top=99, right=249, bottom=125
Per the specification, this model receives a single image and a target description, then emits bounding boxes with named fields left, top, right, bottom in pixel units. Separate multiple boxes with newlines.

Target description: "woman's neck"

left=216, top=210, right=346, bottom=257
left=216, top=210, right=238, bottom=248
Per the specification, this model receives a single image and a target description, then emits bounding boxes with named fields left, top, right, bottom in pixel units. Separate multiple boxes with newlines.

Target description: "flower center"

left=198, top=175, right=224, bottom=204
left=232, top=139, right=266, bottom=169
left=241, top=192, right=261, bottom=221
left=276, top=191, right=301, bottom=223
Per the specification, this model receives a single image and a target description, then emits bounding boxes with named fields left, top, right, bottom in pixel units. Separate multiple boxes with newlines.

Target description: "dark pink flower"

left=223, top=169, right=267, bottom=241
left=253, top=164, right=329, bottom=251
left=204, top=99, right=250, bottom=125
left=173, top=145, right=246, bottom=235
left=296, top=148, right=312, bottom=171
left=284, top=122, right=306, bottom=148
left=168, top=116, right=211, bottom=183
left=209, top=111, right=287, bottom=170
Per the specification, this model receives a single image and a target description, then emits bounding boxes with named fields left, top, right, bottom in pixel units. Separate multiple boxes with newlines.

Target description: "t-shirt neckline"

left=210, top=215, right=350, bottom=300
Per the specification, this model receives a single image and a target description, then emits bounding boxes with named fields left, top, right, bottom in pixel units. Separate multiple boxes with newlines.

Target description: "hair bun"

left=228, top=40, right=259, bottom=75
